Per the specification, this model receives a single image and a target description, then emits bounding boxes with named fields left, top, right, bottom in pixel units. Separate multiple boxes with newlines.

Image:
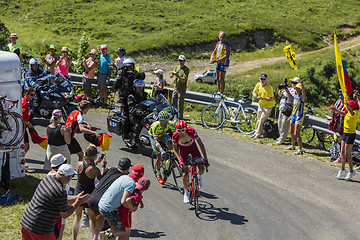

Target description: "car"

left=194, top=70, right=216, bottom=84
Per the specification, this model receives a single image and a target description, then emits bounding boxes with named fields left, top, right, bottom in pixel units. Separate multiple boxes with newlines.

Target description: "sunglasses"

left=161, top=120, right=168, bottom=124
left=101, top=49, right=107, bottom=51
left=260, top=78, right=267, bottom=81
left=177, top=129, right=185, bottom=133
left=28, top=93, right=35, bottom=96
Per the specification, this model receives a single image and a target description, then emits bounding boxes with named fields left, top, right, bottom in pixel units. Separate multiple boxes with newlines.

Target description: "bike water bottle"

left=164, top=159, right=170, bottom=170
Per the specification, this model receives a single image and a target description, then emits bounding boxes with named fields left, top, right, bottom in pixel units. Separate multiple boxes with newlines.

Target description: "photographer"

left=276, top=77, right=297, bottom=145
left=81, top=49, right=98, bottom=101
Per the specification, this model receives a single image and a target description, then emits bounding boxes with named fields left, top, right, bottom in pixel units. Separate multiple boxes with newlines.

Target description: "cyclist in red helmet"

left=172, top=120, right=209, bottom=204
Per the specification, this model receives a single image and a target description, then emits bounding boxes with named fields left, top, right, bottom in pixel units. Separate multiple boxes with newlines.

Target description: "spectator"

left=209, top=31, right=230, bottom=94
left=56, top=47, right=72, bottom=78
left=98, top=44, right=112, bottom=108
left=285, top=78, right=306, bottom=155
left=65, top=100, right=99, bottom=162
left=72, top=145, right=106, bottom=240
left=20, top=164, right=90, bottom=239
left=88, top=158, right=131, bottom=240
left=170, top=55, right=189, bottom=120
left=115, top=47, right=127, bottom=67
left=22, top=87, right=35, bottom=155
left=252, top=73, right=274, bottom=139
left=329, top=89, right=345, bottom=163
left=8, top=33, right=23, bottom=62
left=152, top=69, right=166, bottom=97
left=333, top=92, right=360, bottom=181
left=82, top=49, right=99, bottom=101
left=276, top=77, right=297, bottom=144
left=40, top=44, right=58, bottom=75
left=98, top=164, right=144, bottom=239
left=44, top=109, right=71, bottom=170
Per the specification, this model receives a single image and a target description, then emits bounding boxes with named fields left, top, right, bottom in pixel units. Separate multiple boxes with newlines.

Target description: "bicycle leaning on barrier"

left=201, top=93, right=257, bottom=135
left=0, top=96, right=26, bottom=147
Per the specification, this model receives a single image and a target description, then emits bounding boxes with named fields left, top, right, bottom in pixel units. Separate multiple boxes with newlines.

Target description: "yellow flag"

left=284, top=45, right=299, bottom=73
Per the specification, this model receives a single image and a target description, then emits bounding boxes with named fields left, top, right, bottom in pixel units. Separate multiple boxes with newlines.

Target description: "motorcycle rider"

left=128, top=79, right=150, bottom=146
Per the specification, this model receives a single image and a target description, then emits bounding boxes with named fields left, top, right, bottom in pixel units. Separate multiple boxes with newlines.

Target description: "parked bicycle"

left=0, top=96, right=26, bottom=147
left=300, top=106, right=334, bottom=151
left=201, top=93, right=257, bottom=135
left=151, top=142, right=183, bottom=193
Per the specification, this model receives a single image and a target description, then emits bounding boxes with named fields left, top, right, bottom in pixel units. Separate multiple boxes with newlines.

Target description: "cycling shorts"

left=290, top=114, right=304, bottom=125
left=216, top=63, right=227, bottom=72
left=342, top=132, right=356, bottom=144
left=178, top=141, right=203, bottom=165
left=149, top=133, right=171, bottom=155
left=68, top=138, right=82, bottom=154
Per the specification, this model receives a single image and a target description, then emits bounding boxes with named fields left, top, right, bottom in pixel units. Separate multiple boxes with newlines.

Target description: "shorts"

left=99, top=208, right=124, bottom=231
left=68, top=138, right=82, bottom=154
left=21, top=226, right=56, bottom=240
left=82, top=76, right=96, bottom=96
left=149, top=133, right=171, bottom=155
left=342, top=132, right=356, bottom=144
left=290, top=114, right=304, bottom=125
left=24, top=129, right=29, bottom=144
left=216, top=63, right=227, bottom=72
left=178, top=141, right=203, bottom=165
left=97, top=73, right=108, bottom=89
left=119, top=206, right=131, bottom=228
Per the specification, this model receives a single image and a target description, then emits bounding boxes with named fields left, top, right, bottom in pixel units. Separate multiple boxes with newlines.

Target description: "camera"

left=100, top=152, right=105, bottom=160
left=278, top=78, right=288, bottom=90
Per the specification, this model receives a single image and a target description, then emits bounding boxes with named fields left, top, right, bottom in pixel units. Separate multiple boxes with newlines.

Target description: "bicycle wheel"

left=235, top=107, right=257, bottom=135
left=193, top=175, right=200, bottom=217
left=151, top=152, right=167, bottom=184
left=318, top=131, right=335, bottom=151
left=201, top=103, right=225, bottom=130
left=170, top=156, right=183, bottom=193
left=300, top=126, right=315, bottom=144
left=0, top=112, right=24, bottom=147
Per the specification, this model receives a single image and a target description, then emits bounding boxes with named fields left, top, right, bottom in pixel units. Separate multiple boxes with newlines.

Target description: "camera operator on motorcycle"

left=128, top=79, right=150, bottom=147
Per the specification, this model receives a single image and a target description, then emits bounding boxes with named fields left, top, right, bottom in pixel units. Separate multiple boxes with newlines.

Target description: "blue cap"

left=260, top=73, right=268, bottom=79
left=115, top=47, right=126, bottom=53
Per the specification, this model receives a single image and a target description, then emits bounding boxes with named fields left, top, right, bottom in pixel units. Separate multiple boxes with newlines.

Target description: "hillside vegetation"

left=2, top=0, right=360, bottom=55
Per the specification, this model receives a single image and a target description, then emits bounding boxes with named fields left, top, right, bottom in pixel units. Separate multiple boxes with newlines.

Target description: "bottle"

left=164, top=159, right=170, bottom=170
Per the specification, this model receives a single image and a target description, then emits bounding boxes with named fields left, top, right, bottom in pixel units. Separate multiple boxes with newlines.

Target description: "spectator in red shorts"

left=22, top=87, right=35, bottom=155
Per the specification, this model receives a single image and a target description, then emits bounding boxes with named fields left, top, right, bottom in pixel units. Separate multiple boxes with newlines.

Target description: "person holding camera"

left=276, top=77, right=297, bottom=144
left=72, top=145, right=107, bottom=240
left=82, top=49, right=99, bottom=101
left=56, top=47, right=72, bottom=78
left=40, top=44, right=58, bottom=75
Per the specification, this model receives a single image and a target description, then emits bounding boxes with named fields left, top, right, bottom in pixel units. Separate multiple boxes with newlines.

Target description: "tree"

left=0, top=21, right=10, bottom=51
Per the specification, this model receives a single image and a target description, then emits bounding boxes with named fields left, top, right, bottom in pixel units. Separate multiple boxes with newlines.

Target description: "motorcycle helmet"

left=133, top=79, right=145, bottom=88
left=123, top=57, right=135, bottom=68
left=29, top=58, right=40, bottom=66
left=158, top=111, right=170, bottom=122
left=175, top=120, right=187, bottom=131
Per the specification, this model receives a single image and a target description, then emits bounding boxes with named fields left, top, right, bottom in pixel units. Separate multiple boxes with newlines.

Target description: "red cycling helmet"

left=175, top=120, right=187, bottom=131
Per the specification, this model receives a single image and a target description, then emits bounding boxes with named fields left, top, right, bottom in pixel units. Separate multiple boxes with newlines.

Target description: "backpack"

left=263, top=119, right=279, bottom=139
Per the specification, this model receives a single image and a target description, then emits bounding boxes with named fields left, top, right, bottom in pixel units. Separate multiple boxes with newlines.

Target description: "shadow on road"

left=191, top=201, right=248, bottom=225
left=119, top=147, right=153, bottom=158
left=130, top=229, right=166, bottom=239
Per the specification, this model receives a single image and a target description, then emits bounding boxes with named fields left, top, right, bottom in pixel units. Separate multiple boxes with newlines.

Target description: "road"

left=26, top=111, right=360, bottom=240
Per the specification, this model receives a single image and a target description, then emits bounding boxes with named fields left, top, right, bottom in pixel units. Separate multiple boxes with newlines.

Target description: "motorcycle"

left=107, top=93, right=179, bottom=149
left=29, top=73, right=78, bottom=121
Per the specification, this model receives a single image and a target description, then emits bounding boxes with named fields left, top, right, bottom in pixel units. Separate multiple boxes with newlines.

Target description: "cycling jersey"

left=65, top=110, right=84, bottom=137
left=214, top=41, right=230, bottom=67
left=148, top=121, right=175, bottom=140
left=172, top=126, right=199, bottom=146
left=172, top=127, right=203, bottom=164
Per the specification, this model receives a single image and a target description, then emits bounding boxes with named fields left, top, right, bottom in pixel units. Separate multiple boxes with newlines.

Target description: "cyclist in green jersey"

left=148, top=111, right=175, bottom=184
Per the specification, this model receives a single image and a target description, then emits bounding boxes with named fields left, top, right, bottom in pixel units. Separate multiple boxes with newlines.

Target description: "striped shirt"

left=20, top=175, right=68, bottom=235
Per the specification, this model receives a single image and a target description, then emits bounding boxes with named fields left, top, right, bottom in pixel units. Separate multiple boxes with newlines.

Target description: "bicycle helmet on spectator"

left=133, top=79, right=145, bottom=88
left=175, top=120, right=187, bottom=131
left=123, top=57, right=135, bottom=67
left=158, top=111, right=170, bottom=121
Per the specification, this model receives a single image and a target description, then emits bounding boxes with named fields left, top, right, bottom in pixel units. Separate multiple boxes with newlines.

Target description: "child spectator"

left=152, top=69, right=166, bottom=97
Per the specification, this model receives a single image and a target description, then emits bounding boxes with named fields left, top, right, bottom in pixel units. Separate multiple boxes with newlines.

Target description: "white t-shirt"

left=279, top=88, right=296, bottom=111
left=155, top=77, right=165, bottom=86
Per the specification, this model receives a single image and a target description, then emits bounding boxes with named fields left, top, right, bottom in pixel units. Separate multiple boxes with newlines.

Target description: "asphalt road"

left=25, top=111, right=360, bottom=240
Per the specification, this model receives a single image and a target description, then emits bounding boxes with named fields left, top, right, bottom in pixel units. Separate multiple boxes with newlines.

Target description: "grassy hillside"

left=2, top=0, right=360, bottom=56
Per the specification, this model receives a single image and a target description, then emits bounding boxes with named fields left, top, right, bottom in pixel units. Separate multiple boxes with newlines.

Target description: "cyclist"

left=148, top=111, right=175, bottom=184
left=172, top=120, right=209, bottom=204
left=128, top=79, right=150, bottom=146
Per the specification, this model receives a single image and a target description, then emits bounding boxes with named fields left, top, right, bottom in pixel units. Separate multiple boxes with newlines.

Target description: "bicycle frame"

left=215, top=97, right=246, bottom=124
left=0, top=97, right=18, bottom=130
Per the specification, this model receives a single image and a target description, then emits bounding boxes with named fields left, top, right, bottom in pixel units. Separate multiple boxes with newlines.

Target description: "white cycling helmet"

left=123, top=57, right=135, bottom=67
left=29, top=58, right=40, bottom=66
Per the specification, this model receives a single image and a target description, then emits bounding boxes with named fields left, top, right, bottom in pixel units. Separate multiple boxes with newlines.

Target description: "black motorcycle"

left=29, top=73, right=78, bottom=121
left=107, top=94, right=179, bottom=149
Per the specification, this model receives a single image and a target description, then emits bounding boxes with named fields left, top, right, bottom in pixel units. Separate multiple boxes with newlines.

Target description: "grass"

left=2, top=0, right=360, bottom=56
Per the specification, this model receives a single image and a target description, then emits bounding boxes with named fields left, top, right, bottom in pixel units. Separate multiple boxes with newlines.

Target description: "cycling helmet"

left=133, top=79, right=145, bottom=88
left=123, top=57, right=135, bottom=67
left=29, top=58, right=40, bottom=66
left=158, top=111, right=170, bottom=121
left=175, top=120, right=187, bottom=131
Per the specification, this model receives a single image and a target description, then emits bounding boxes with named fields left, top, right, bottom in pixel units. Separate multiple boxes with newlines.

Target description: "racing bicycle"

left=0, top=96, right=26, bottom=147
left=201, top=93, right=257, bottom=135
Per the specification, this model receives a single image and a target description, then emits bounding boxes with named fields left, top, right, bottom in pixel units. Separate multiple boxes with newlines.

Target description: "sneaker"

left=276, top=140, right=284, bottom=145
left=197, top=173, right=203, bottom=189
left=337, top=169, right=348, bottom=179
left=293, top=149, right=303, bottom=155
left=333, top=157, right=341, bottom=163
left=183, top=189, right=190, bottom=204
left=285, top=145, right=295, bottom=150
left=104, top=232, right=114, bottom=239
left=81, top=219, right=89, bottom=228
left=157, top=175, right=164, bottom=184
left=345, top=171, right=356, bottom=180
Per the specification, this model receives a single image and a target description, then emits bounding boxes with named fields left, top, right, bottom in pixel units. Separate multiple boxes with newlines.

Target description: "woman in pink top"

left=56, top=47, right=72, bottom=77
left=82, top=49, right=99, bottom=100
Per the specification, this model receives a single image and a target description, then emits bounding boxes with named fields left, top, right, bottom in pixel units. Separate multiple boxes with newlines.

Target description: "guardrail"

left=68, top=73, right=360, bottom=143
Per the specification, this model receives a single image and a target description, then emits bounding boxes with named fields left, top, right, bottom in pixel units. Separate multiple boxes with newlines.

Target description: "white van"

left=0, top=51, right=26, bottom=179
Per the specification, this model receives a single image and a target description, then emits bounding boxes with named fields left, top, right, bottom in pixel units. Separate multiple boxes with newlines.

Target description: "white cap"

left=100, top=44, right=108, bottom=50
left=154, top=69, right=164, bottom=75
left=178, top=55, right=186, bottom=61
left=290, top=77, right=300, bottom=83
left=57, top=164, right=77, bottom=176
left=50, top=154, right=67, bottom=167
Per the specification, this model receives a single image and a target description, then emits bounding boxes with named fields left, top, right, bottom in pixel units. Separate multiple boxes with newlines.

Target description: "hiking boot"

left=285, top=145, right=295, bottom=150
left=183, top=189, right=190, bottom=204
left=293, top=149, right=303, bottom=155
left=157, top=175, right=164, bottom=184
left=197, top=173, right=203, bottom=189
left=337, top=169, right=348, bottom=179
left=345, top=171, right=356, bottom=181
